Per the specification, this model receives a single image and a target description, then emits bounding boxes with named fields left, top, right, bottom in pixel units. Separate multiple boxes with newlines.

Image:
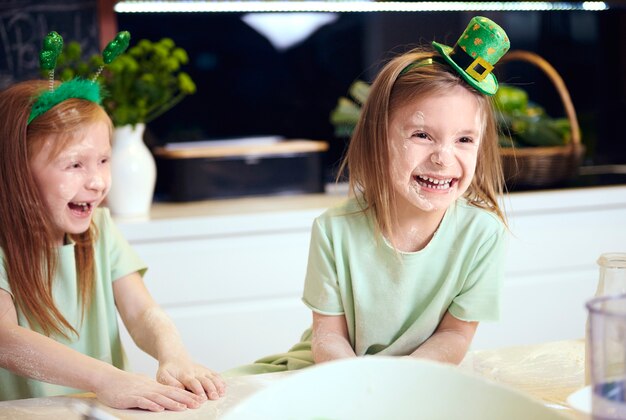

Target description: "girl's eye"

left=459, top=136, right=474, bottom=144
left=100, top=157, right=110, bottom=165
left=411, top=132, right=429, bottom=140
left=68, top=162, right=82, bottom=169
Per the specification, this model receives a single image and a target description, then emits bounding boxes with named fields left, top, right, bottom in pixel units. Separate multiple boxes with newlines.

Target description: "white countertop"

left=145, top=184, right=626, bottom=220
left=114, top=184, right=626, bottom=242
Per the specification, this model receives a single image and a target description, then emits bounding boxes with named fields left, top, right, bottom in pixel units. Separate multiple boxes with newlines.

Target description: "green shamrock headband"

left=28, top=31, right=131, bottom=125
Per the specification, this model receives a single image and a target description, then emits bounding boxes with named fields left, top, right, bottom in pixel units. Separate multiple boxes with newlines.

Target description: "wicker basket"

left=498, top=50, right=585, bottom=187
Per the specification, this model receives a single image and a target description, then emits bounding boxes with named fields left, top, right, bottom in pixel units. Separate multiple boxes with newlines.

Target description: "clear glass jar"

left=585, top=253, right=626, bottom=385
left=595, top=253, right=626, bottom=296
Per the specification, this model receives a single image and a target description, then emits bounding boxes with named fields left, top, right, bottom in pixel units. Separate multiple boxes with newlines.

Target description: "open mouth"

left=414, top=175, right=456, bottom=190
left=68, top=201, right=94, bottom=216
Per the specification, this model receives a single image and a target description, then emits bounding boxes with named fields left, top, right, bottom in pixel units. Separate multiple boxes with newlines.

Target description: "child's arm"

left=409, top=311, right=478, bottom=364
left=0, top=290, right=203, bottom=411
left=311, top=312, right=356, bottom=363
left=113, top=272, right=225, bottom=400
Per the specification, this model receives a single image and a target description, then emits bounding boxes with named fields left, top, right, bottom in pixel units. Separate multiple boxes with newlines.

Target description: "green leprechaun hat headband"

left=432, top=16, right=510, bottom=96
left=28, top=31, right=131, bottom=125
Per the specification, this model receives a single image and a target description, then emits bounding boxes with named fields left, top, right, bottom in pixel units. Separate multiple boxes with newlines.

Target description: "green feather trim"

left=28, top=78, right=102, bottom=125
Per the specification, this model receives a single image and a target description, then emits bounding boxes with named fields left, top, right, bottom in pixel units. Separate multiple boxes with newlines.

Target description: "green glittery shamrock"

left=39, top=31, right=63, bottom=70
left=102, top=31, right=131, bottom=64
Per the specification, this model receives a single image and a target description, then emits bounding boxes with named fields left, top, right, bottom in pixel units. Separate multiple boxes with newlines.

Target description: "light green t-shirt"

left=302, top=196, right=506, bottom=357
left=0, top=208, right=147, bottom=401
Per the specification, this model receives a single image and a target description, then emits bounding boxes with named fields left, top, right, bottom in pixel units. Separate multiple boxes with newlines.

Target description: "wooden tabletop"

left=463, top=339, right=585, bottom=411
left=0, top=339, right=586, bottom=419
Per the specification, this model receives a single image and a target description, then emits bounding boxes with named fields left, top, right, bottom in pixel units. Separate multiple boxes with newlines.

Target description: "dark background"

left=0, top=0, right=100, bottom=87
left=2, top=1, right=625, bottom=184
left=115, top=7, right=626, bottom=182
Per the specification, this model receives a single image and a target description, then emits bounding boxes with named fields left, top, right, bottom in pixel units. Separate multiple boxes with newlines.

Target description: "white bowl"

left=222, top=357, right=569, bottom=420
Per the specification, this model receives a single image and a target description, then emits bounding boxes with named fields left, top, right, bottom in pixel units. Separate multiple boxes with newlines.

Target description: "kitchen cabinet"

left=115, top=185, right=626, bottom=375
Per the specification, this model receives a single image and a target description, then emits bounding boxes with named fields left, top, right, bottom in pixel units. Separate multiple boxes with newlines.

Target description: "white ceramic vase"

left=107, top=123, right=156, bottom=219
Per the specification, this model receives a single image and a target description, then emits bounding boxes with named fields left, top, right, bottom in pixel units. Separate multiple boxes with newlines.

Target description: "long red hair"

left=0, top=80, right=111, bottom=338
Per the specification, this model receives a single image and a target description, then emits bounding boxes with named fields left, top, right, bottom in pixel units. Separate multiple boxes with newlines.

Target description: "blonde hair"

left=338, top=47, right=506, bottom=237
left=0, top=80, right=112, bottom=338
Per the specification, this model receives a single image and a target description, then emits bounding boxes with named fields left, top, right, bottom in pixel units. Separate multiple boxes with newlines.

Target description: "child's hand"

left=95, top=370, right=205, bottom=412
left=157, top=358, right=226, bottom=400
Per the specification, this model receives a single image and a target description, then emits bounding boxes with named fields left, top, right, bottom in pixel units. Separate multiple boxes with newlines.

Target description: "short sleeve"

left=301, top=218, right=345, bottom=315
left=98, top=208, right=148, bottom=282
left=448, top=224, right=507, bottom=322
left=0, top=250, right=11, bottom=297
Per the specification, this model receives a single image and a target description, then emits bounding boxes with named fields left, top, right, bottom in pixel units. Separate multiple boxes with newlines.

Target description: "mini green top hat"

left=432, top=16, right=510, bottom=96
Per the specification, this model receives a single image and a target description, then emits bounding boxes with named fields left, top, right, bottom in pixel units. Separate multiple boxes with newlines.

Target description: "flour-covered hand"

left=157, top=358, right=226, bottom=400
left=95, top=369, right=204, bottom=412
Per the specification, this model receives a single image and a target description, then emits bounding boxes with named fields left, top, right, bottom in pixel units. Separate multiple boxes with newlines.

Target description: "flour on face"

left=388, top=86, right=483, bottom=217
left=30, top=122, right=111, bottom=244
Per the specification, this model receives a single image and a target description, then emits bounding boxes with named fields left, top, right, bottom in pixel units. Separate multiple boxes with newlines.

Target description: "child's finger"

left=161, top=386, right=203, bottom=408
left=214, top=374, right=227, bottom=395
left=144, top=393, right=189, bottom=411
left=126, top=395, right=165, bottom=412
left=157, top=370, right=184, bottom=389
left=199, top=376, right=221, bottom=400
left=206, top=372, right=226, bottom=396
left=179, top=375, right=206, bottom=400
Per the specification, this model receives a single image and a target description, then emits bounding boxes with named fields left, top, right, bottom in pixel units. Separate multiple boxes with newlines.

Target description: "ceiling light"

left=114, top=1, right=609, bottom=13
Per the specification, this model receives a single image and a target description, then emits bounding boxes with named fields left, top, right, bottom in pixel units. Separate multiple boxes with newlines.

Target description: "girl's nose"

left=87, top=173, right=106, bottom=191
left=430, top=146, right=454, bottom=167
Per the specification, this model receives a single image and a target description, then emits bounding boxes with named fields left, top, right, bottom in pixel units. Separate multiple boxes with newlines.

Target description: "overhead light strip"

left=114, top=1, right=609, bottom=13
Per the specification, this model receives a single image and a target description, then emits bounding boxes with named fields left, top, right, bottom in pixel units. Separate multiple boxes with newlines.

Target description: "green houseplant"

left=102, top=38, right=196, bottom=127
left=329, top=80, right=370, bottom=138
left=54, top=37, right=196, bottom=127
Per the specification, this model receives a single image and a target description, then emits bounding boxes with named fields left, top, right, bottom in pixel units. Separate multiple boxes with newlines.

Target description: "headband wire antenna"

left=28, top=31, right=131, bottom=125
left=39, top=31, right=63, bottom=92
left=93, top=31, right=131, bottom=81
